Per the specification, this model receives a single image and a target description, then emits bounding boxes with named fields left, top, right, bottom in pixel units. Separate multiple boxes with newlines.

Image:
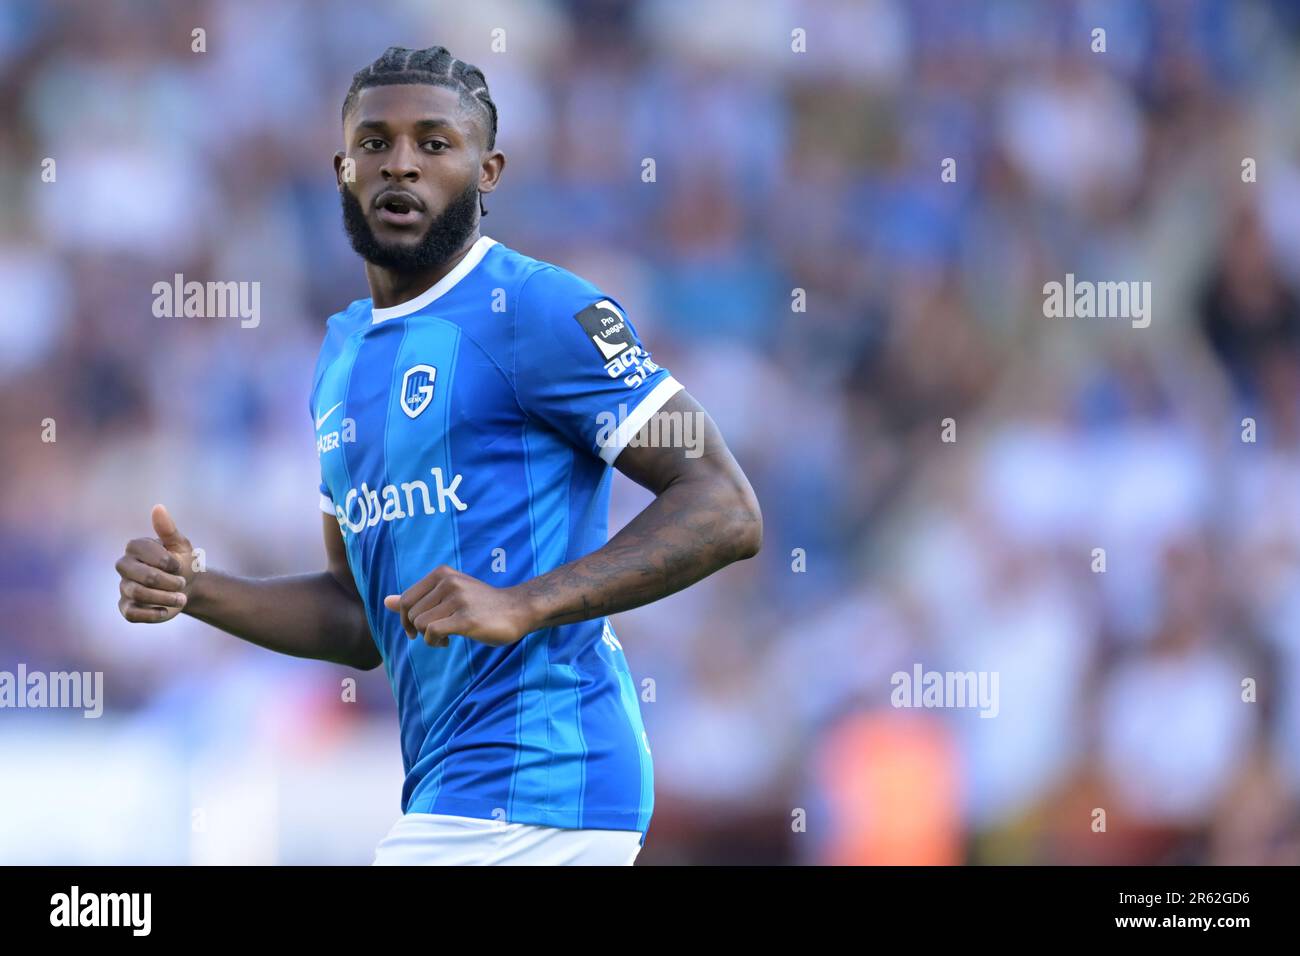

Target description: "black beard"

left=340, top=180, right=480, bottom=274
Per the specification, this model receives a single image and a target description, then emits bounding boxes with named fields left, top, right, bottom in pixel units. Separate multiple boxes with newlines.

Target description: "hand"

left=115, top=504, right=199, bottom=623
left=383, top=566, right=535, bottom=648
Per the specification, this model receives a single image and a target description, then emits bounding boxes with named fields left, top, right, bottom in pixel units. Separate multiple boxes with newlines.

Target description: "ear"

left=333, top=150, right=347, bottom=190
left=478, top=149, right=506, bottom=196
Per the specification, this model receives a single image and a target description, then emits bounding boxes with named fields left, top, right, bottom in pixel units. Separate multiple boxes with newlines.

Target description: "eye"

left=423, top=140, right=449, bottom=152
left=360, top=137, right=386, bottom=151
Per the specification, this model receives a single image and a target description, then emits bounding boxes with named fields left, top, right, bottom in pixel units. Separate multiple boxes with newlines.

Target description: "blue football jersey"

left=310, top=235, right=679, bottom=838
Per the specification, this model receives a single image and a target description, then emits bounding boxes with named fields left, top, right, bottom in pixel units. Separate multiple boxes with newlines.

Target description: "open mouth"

left=375, top=191, right=424, bottom=227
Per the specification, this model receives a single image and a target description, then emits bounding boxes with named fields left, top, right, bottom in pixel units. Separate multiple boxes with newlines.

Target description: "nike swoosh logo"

left=315, top=401, right=343, bottom=430
left=592, top=334, right=629, bottom=360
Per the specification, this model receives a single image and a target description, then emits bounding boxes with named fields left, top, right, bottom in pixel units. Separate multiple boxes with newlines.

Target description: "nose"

left=381, top=137, right=420, bottom=183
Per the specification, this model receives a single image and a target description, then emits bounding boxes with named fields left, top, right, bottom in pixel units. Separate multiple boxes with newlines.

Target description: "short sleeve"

left=514, top=266, right=682, bottom=464
left=310, top=304, right=362, bottom=517
left=312, top=387, right=338, bottom=515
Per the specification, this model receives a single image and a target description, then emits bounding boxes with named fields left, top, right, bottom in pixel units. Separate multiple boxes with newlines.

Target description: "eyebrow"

left=354, top=117, right=460, bottom=134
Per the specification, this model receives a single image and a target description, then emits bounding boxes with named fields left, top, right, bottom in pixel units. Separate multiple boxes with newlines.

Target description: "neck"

left=365, top=229, right=481, bottom=309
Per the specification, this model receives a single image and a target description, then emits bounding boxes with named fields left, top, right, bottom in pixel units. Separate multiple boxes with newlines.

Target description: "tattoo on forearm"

left=523, top=482, right=757, bottom=629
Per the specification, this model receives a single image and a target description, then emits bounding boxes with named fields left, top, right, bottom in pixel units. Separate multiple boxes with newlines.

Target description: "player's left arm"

left=384, top=389, right=761, bottom=646
left=520, top=388, right=761, bottom=627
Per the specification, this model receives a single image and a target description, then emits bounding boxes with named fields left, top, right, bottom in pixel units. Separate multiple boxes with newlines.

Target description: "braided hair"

left=343, top=46, right=499, bottom=215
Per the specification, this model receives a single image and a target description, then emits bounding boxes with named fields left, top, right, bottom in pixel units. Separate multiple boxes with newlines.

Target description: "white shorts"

left=371, top=813, right=644, bottom=866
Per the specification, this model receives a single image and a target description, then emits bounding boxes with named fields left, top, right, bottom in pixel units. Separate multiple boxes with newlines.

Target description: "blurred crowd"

left=3, top=0, right=1300, bottom=864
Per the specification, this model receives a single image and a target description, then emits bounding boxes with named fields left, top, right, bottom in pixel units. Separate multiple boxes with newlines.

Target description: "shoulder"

left=518, top=261, right=605, bottom=313
left=504, top=252, right=633, bottom=358
left=324, top=297, right=373, bottom=339
left=490, top=244, right=634, bottom=359
left=318, top=298, right=371, bottom=356
left=311, top=298, right=371, bottom=396
left=505, top=257, right=652, bottom=392
left=481, top=239, right=606, bottom=312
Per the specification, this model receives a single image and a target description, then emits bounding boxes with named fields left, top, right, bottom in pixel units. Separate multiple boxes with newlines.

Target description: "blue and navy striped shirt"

left=311, top=235, right=679, bottom=838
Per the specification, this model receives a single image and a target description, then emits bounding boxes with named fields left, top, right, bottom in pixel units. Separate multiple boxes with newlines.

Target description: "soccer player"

left=114, top=46, right=762, bottom=865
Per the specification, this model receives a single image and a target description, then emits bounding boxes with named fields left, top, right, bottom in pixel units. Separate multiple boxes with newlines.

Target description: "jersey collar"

left=370, top=235, right=498, bottom=323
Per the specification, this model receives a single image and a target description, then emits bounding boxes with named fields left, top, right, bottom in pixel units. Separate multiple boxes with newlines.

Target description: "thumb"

left=151, top=503, right=188, bottom=551
left=383, top=594, right=402, bottom=612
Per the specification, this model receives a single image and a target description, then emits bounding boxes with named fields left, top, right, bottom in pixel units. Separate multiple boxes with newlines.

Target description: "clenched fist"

left=116, top=504, right=198, bottom=623
left=383, top=565, right=536, bottom=648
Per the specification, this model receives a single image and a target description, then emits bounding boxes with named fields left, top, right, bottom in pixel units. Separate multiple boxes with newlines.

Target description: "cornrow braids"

left=342, top=46, right=499, bottom=215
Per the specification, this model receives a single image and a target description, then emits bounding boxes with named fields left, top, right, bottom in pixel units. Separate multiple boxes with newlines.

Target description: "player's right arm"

left=115, top=504, right=381, bottom=671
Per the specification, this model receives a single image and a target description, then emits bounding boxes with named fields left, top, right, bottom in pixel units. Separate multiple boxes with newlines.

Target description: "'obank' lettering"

left=336, top=468, right=467, bottom=534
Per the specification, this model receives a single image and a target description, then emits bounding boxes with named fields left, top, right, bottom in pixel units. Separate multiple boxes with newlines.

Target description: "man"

left=115, top=46, right=762, bottom=865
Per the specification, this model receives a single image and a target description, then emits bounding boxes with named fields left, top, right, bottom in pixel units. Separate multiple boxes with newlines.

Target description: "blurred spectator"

left=2, top=0, right=1299, bottom=864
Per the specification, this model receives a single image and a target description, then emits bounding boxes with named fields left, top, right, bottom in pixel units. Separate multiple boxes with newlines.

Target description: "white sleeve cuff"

left=319, top=493, right=336, bottom=515
left=597, top=375, right=684, bottom=465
